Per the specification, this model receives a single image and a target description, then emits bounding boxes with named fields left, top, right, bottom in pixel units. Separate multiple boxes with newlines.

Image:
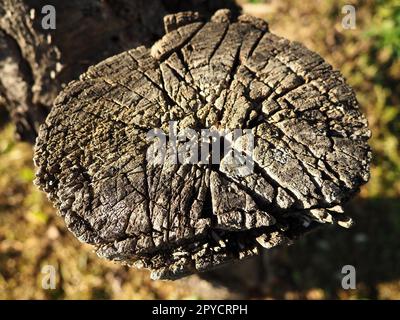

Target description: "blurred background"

left=0, top=0, right=399, bottom=299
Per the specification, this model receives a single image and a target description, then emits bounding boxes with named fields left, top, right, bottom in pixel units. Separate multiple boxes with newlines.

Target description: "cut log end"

left=34, top=9, right=371, bottom=280
left=0, top=0, right=241, bottom=142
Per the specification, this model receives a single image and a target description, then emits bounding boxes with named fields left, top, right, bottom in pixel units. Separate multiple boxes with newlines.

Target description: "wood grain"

left=34, top=10, right=371, bottom=280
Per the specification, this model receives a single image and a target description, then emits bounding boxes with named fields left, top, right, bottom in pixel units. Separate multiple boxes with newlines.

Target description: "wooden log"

left=33, top=9, right=371, bottom=280
left=0, top=0, right=240, bottom=142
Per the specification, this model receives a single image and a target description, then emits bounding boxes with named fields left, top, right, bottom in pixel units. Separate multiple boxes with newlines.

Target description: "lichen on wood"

left=34, top=9, right=371, bottom=280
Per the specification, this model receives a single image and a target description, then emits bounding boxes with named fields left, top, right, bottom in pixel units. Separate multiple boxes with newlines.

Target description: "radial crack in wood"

left=0, top=0, right=240, bottom=142
left=34, top=9, right=371, bottom=280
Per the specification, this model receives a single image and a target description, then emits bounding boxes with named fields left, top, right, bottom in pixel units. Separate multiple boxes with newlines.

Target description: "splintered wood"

left=34, top=10, right=371, bottom=280
left=0, top=0, right=240, bottom=142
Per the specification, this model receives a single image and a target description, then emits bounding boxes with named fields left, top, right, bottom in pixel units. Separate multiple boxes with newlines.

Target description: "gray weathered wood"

left=0, top=0, right=240, bottom=142
left=34, top=10, right=371, bottom=280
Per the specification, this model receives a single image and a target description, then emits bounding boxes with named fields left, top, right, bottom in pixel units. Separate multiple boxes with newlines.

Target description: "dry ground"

left=0, top=0, right=399, bottom=299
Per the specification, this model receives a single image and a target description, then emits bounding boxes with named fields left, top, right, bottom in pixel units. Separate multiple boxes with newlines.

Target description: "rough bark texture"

left=0, top=0, right=240, bottom=142
left=34, top=10, right=371, bottom=280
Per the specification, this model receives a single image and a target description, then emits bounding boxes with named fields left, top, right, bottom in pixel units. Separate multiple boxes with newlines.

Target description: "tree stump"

left=34, top=9, right=371, bottom=280
left=0, top=0, right=240, bottom=142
